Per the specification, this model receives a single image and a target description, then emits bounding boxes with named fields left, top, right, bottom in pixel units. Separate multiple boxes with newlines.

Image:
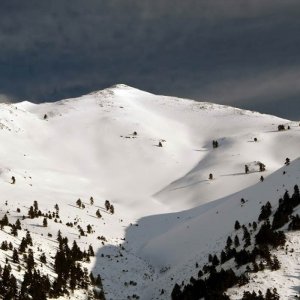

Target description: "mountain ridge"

left=0, top=85, right=299, bottom=299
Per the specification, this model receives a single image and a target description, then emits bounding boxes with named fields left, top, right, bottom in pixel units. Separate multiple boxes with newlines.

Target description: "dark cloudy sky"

left=0, top=1, right=300, bottom=119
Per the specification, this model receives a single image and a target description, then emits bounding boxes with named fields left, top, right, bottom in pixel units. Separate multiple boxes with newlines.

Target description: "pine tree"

left=26, top=250, right=35, bottom=271
left=259, top=163, right=266, bottom=172
left=28, top=206, right=35, bottom=219
left=252, top=221, right=257, bottom=231
left=11, top=225, right=18, bottom=236
left=95, top=274, right=103, bottom=287
left=258, top=202, right=272, bottom=221
left=271, top=255, right=280, bottom=270
left=33, top=200, right=38, bottom=212
left=96, top=209, right=102, bottom=218
left=40, top=253, right=47, bottom=264
left=234, top=235, right=240, bottom=247
left=88, top=245, right=95, bottom=256
left=171, top=283, right=182, bottom=300
left=234, top=220, right=241, bottom=230
left=76, top=198, right=82, bottom=208
left=1, top=214, right=9, bottom=226
left=25, top=232, right=33, bottom=246
left=87, top=224, right=92, bottom=234
left=212, top=254, right=220, bottom=266
left=226, top=236, right=233, bottom=249
left=265, top=288, right=279, bottom=300
left=57, top=230, right=62, bottom=243
left=19, top=238, right=27, bottom=253
left=12, top=249, right=19, bottom=263
left=243, top=227, right=251, bottom=247
left=15, top=219, right=22, bottom=230
left=220, top=250, right=227, bottom=264
left=105, top=200, right=110, bottom=211
left=109, top=205, right=114, bottom=214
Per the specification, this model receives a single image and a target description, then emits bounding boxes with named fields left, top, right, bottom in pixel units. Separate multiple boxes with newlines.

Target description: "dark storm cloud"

left=0, top=0, right=299, bottom=119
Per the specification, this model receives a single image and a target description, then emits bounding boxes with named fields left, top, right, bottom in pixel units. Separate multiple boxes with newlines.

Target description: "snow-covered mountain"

left=0, top=84, right=299, bottom=299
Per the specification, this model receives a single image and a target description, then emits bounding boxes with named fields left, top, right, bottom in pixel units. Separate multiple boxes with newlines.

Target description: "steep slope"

left=0, top=84, right=299, bottom=299
left=132, top=159, right=300, bottom=299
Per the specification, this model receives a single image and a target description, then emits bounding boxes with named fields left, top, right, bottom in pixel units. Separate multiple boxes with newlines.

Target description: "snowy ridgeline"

left=0, top=84, right=299, bottom=299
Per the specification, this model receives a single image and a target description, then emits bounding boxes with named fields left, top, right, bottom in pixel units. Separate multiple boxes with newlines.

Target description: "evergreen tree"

left=25, top=231, right=33, bottom=246
left=19, top=238, right=27, bottom=253
left=95, top=274, right=103, bottom=287
left=15, top=218, right=22, bottom=230
left=252, top=221, right=257, bottom=231
left=220, top=250, right=227, bottom=264
left=258, top=202, right=272, bottom=221
left=33, top=200, right=38, bottom=212
left=87, top=224, right=92, bottom=234
left=243, top=227, right=251, bottom=247
left=270, top=255, right=280, bottom=271
left=28, top=206, right=35, bottom=219
left=40, top=253, right=47, bottom=264
left=26, top=250, right=35, bottom=271
left=171, top=283, right=182, bottom=300
left=1, top=214, right=9, bottom=227
left=90, top=272, right=95, bottom=285
left=1, top=243, right=8, bottom=253
left=96, top=209, right=102, bottom=218
left=76, top=198, right=82, bottom=208
left=265, top=288, right=279, bottom=300
left=245, top=165, right=249, bottom=174
left=57, top=230, right=62, bottom=243
left=234, top=220, right=241, bottom=230
left=109, top=205, right=114, bottom=214
left=105, top=200, right=110, bottom=211
left=234, top=235, right=240, bottom=247
left=285, top=157, right=290, bottom=165
left=11, top=224, right=18, bottom=236
left=88, top=245, right=95, bottom=256
left=12, top=249, right=19, bottom=263
left=226, top=236, right=233, bottom=249
left=212, top=254, right=220, bottom=266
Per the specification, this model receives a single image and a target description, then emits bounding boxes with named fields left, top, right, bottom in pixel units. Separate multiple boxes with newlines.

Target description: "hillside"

left=0, top=84, right=299, bottom=299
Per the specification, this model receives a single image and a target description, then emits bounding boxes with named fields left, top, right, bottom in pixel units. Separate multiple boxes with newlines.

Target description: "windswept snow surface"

left=0, top=84, right=299, bottom=299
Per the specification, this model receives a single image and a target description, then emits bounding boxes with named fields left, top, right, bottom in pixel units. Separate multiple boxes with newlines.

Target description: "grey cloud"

left=0, top=0, right=299, bottom=119
left=197, top=67, right=300, bottom=105
left=0, top=94, right=11, bottom=103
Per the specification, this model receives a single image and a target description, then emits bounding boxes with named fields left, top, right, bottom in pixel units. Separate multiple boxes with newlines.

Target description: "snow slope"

left=0, top=84, right=299, bottom=299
